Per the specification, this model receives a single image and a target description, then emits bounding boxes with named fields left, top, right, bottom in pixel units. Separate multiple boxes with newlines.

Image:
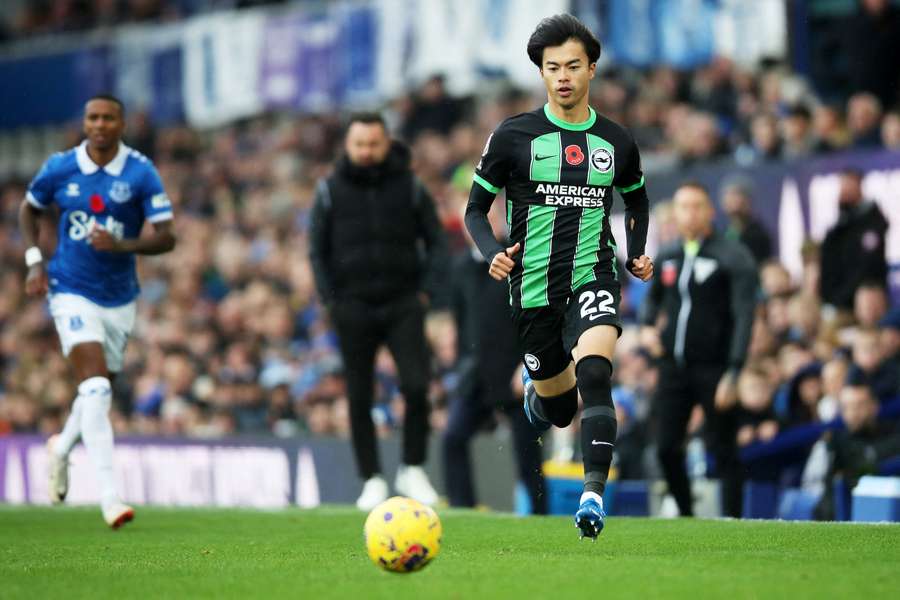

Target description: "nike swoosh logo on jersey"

left=591, top=440, right=613, bottom=446
left=534, top=154, right=555, bottom=161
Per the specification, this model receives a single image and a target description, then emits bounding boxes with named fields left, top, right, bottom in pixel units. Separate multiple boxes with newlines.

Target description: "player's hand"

left=89, top=226, right=121, bottom=252
left=627, top=255, right=654, bottom=281
left=24, top=264, right=48, bottom=297
left=488, top=243, right=520, bottom=281
left=714, top=371, right=738, bottom=411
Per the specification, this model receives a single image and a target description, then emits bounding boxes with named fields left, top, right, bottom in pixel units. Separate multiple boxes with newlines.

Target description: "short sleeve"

left=26, top=155, right=60, bottom=209
left=141, top=164, right=173, bottom=223
left=473, top=122, right=514, bottom=195
left=613, top=136, right=645, bottom=195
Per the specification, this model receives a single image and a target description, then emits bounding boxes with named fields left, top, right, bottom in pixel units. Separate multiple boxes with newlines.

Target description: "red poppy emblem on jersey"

left=661, top=262, right=677, bottom=287
left=565, top=144, right=585, bottom=166
left=89, top=194, right=105, bottom=213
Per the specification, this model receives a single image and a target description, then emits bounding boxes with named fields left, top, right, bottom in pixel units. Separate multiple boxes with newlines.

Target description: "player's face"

left=83, top=99, right=124, bottom=151
left=345, top=122, right=391, bottom=167
left=673, top=187, right=715, bottom=240
left=540, top=39, right=596, bottom=110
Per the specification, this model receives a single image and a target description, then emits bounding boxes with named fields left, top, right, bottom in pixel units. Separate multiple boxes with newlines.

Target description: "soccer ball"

left=364, top=496, right=442, bottom=573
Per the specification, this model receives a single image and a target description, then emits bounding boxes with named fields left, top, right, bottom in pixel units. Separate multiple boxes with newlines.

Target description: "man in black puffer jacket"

left=309, top=112, right=449, bottom=510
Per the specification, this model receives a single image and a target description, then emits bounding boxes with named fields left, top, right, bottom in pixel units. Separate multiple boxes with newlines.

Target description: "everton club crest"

left=109, top=180, right=132, bottom=203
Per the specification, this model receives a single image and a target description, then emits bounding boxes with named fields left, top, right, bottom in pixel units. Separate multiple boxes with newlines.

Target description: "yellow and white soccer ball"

left=364, top=496, right=442, bottom=573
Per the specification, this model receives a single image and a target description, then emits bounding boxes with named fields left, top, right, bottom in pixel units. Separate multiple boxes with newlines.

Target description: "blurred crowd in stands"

left=1, top=3, right=899, bottom=505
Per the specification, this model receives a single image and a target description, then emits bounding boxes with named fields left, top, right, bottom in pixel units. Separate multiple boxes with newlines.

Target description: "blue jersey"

left=27, top=141, right=174, bottom=307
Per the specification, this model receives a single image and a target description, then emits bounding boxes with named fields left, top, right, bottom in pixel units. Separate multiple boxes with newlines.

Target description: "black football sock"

left=577, top=356, right=616, bottom=496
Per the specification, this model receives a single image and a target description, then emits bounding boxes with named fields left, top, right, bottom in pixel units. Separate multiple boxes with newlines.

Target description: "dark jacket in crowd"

left=815, top=419, right=900, bottom=520
left=725, top=216, right=771, bottom=265
left=451, top=248, right=520, bottom=408
left=846, top=5, right=900, bottom=108
left=819, top=202, right=888, bottom=310
left=308, top=142, right=449, bottom=306
left=641, top=232, right=759, bottom=370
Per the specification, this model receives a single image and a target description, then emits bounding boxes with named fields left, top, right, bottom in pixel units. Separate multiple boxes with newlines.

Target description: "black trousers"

left=442, top=385, right=546, bottom=514
left=332, top=295, right=430, bottom=479
left=654, top=360, right=743, bottom=518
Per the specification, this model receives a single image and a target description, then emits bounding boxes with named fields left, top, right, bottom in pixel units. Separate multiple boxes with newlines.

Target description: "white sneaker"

left=394, top=465, right=438, bottom=506
left=46, top=435, right=69, bottom=505
left=102, top=502, right=135, bottom=530
left=356, top=476, right=389, bottom=511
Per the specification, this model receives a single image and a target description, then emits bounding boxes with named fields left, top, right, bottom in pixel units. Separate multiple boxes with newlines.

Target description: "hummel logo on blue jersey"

left=66, top=183, right=80, bottom=197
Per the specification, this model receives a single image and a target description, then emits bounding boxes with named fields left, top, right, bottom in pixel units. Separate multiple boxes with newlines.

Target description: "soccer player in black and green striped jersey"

left=465, top=14, right=653, bottom=539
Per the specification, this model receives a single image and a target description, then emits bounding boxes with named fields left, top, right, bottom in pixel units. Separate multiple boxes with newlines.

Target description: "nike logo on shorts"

left=591, top=440, right=613, bottom=446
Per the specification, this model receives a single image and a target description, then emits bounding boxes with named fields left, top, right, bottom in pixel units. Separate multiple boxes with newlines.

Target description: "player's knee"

left=542, top=387, right=578, bottom=428
left=575, top=355, right=612, bottom=409
left=78, top=376, right=112, bottom=410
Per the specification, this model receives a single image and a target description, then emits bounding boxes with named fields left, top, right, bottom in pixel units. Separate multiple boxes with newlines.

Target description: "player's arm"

left=615, top=138, right=651, bottom=281
left=19, top=156, right=60, bottom=297
left=18, top=199, right=49, bottom=297
left=93, top=163, right=177, bottom=255
left=465, top=125, right=518, bottom=281
left=91, top=219, right=176, bottom=255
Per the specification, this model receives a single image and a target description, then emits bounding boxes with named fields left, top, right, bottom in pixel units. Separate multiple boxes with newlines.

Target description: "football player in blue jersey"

left=18, top=95, right=176, bottom=528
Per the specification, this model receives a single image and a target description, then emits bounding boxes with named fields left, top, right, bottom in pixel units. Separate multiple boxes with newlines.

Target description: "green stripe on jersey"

left=608, top=239, right=619, bottom=281
left=543, top=104, right=597, bottom=131
left=473, top=173, right=500, bottom=194
left=530, top=132, right=561, bottom=182
left=586, top=134, right=615, bottom=187
left=571, top=206, right=605, bottom=291
left=616, top=176, right=645, bottom=194
left=521, top=205, right=556, bottom=308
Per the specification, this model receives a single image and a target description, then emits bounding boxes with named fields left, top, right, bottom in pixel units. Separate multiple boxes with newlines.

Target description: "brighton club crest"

left=109, top=180, right=132, bottom=203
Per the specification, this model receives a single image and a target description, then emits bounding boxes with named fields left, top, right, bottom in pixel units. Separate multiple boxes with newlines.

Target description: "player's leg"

left=47, top=293, right=131, bottom=527
left=654, top=360, right=696, bottom=516
left=694, top=365, right=743, bottom=518
left=332, top=302, right=385, bottom=509
left=566, top=280, right=624, bottom=538
left=384, top=297, right=437, bottom=505
left=516, top=306, right=579, bottom=431
left=502, top=397, right=548, bottom=515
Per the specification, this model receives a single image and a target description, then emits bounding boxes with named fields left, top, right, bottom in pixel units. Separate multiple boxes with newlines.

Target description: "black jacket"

left=451, top=247, right=520, bottom=408
left=820, top=202, right=888, bottom=310
left=725, top=217, right=771, bottom=265
left=308, top=143, right=448, bottom=305
left=641, top=232, right=759, bottom=370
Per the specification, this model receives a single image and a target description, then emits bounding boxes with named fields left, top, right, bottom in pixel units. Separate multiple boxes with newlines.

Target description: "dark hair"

left=676, top=180, right=711, bottom=198
left=527, top=14, right=601, bottom=68
left=86, top=93, right=125, bottom=116
left=346, top=112, right=386, bottom=130
left=840, top=167, right=864, bottom=180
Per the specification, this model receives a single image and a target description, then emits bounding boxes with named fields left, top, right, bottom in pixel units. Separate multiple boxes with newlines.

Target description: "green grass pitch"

left=2, top=506, right=898, bottom=599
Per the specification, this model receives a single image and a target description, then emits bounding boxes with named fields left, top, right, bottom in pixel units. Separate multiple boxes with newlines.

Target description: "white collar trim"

left=75, top=140, right=130, bottom=177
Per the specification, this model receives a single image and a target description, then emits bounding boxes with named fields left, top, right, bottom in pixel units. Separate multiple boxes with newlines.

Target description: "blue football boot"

left=521, top=368, right=551, bottom=432
left=575, top=493, right=606, bottom=541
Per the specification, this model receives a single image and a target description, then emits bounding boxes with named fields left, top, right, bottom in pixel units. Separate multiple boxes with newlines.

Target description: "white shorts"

left=48, top=293, right=136, bottom=373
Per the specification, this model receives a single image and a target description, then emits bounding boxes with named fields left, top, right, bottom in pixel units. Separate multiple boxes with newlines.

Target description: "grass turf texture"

left=2, top=506, right=899, bottom=599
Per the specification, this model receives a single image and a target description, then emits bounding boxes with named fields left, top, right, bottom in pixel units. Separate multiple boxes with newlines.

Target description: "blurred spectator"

left=848, top=327, right=900, bottom=401
left=812, top=383, right=900, bottom=520
left=402, top=75, right=468, bottom=142
left=847, top=92, right=884, bottom=148
left=736, top=365, right=779, bottom=447
left=854, top=283, right=889, bottom=328
left=882, top=111, right=900, bottom=150
left=819, top=168, right=888, bottom=311
left=720, top=180, right=772, bottom=264
left=845, top=0, right=900, bottom=109
left=781, top=105, right=815, bottom=159
left=811, top=104, right=851, bottom=154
